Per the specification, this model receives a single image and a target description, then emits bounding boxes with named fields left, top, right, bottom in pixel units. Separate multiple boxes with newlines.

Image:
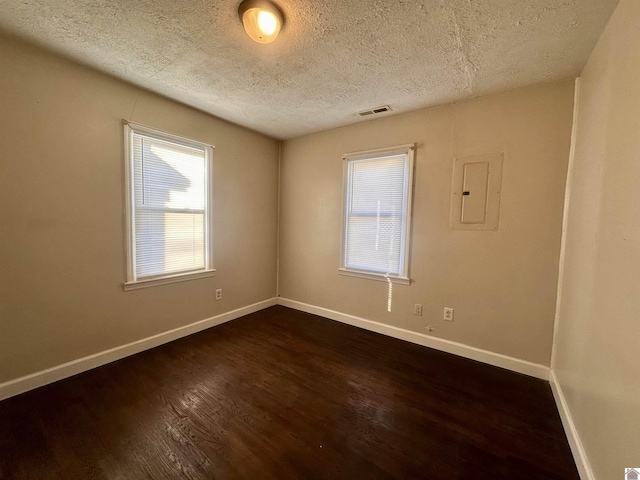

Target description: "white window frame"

left=339, top=144, right=415, bottom=285
left=123, top=121, right=215, bottom=291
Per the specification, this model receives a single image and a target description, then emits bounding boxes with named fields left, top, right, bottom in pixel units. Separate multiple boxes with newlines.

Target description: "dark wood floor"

left=0, top=306, right=578, bottom=479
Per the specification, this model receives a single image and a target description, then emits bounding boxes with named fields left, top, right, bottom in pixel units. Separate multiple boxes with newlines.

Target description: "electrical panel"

left=450, top=153, right=503, bottom=231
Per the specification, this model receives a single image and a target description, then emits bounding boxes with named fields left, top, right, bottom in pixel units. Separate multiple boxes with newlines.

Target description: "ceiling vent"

left=358, top=105, right=392, bottom=117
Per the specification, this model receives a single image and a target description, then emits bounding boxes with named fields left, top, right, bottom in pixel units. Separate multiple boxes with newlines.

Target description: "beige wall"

left=0, top=34, right=279, bottom=383
left=279, top=81, right=574, bottom=366
left=553, top=0, right=640, bottom=477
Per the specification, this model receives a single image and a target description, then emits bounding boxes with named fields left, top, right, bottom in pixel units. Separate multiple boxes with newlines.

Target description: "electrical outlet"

left=215, top=289, right=222, bottom=301
left=443, top=307, right=454, bottom=322
left=413, top=304, right=423, bottom=316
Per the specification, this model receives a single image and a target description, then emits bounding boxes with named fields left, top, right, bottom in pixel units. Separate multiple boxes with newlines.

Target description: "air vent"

left=358, top=105, right=392, bottom=117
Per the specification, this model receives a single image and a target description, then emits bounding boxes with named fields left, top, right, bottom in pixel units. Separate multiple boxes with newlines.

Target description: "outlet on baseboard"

left=215, top=289, right=222, bottom=301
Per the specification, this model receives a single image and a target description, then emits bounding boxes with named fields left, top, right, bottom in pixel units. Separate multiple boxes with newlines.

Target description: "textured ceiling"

left=0, top=0, right=619, bottom=139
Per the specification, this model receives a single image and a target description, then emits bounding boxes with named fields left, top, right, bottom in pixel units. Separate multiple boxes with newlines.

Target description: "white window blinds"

left=124, top=123, right=213, bottom=287
left=341, top=145, right=414, bottom=283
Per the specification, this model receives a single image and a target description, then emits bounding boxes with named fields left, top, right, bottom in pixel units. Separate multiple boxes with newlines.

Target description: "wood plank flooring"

left=0, top=306, right=578, bottom=479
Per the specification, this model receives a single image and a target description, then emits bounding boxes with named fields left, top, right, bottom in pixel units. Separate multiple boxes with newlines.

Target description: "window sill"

left=338, top=268, right=411, bottom=285
left=124, top=269, right=216, bottom=291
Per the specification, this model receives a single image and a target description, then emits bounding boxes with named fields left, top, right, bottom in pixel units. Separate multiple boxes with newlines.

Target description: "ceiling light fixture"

left=238, top=0, right=284, bottom=44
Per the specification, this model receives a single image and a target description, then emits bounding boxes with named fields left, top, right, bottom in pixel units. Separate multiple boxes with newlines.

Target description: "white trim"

left=551, top=78, right=581, bottom=369
left=123, top=268, right=217, bottom=291
left=0, top=298, right=277, bottom=401
left=340, top=143, right=416, bottom=281
left=549, top=370, right=595, bottom=480
left=123, top=120, right=215, bottom=287
left=123, top=120, right=216, bottom=151
left=277, top=298, right=549, bottom=380
left=337, top=268, right=411, bottom=285
left=123, top=122, right=135, bottom=281
left=342, top=143, right=415, bottom=160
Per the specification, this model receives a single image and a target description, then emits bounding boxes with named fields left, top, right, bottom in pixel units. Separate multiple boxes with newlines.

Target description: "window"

left=339, top=144, right=415, bottom=284
left=123, top=122, right=215, bottom=290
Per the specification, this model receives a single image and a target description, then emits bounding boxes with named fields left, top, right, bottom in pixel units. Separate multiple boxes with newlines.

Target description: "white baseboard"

left=0, top=298, right=277, bottom=401
left=549, top=370, right=594, bottom=480
left=277, top=298, right=550, bottom=380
